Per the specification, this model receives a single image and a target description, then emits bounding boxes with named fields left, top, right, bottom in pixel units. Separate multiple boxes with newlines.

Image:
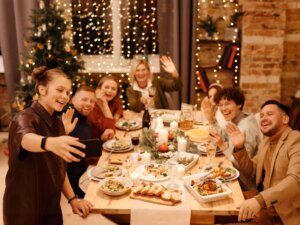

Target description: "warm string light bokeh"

left=195, top=0, right=241, bottom=107
left=56, top=0, right=159, bottom=109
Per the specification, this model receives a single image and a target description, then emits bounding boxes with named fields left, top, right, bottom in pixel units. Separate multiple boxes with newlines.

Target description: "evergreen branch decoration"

left=199, top=15, right=217, bottom=38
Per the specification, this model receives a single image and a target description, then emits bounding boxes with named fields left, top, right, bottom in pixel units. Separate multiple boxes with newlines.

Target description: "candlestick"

left=177, top=137, right=187, bottom=152
left=170, top=120, right=178, bottom=131
left=157, top=129, right=168, bottom=145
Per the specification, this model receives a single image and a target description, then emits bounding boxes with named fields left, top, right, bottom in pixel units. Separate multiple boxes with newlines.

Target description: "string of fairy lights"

left=55, top=0, right=159, bottom=108
left=195, top=0, right=241, bottom=106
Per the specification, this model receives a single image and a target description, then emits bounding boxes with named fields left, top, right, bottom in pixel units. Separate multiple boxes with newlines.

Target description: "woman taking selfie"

left=3, top=66, right=93, bottom=225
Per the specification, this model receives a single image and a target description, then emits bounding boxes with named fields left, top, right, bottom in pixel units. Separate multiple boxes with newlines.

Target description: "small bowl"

left=98, top=177, right=133, bottom=196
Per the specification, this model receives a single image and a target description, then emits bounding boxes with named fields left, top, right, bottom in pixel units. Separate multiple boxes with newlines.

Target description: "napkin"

left=130, top=182, right=191, bottom=225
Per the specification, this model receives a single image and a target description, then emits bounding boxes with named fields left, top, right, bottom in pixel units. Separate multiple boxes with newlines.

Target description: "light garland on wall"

left=195, top=0, right=240, bottom=107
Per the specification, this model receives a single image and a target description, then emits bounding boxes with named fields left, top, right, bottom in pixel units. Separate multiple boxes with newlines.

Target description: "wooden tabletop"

left=84, top=110, right=245, bottom=225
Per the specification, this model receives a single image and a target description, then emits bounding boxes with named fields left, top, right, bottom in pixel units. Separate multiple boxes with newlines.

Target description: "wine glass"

left=167, top=161, right=179, bottom=189
left=206, top=140, right=217, bottom=166
left=148, top=86, right=156, bottom=98
left=130, top=133, right=140, bottom=152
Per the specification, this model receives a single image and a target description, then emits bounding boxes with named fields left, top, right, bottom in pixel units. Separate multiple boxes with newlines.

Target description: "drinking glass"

left=148, top=86, right=156, bottom=98
left=167, top=161, right=179, bottom=189
left=131, top=133, right=140, bottom=152
left=206, top=140, right=217, bottom=166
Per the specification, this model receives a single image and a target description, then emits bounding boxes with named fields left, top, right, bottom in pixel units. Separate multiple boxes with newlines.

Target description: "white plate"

left=116, top=119, right=142, bottom=130
left=103, top=139, right=133, bottom=152
left=87, top=165, right=123, bottom=181
left=183, top=173, right=232, bottom=202
left=168, top=152, right=199, bottom=171
left=134, top=164, right=170, bottom=182
left=202, top=165, right=240, bottom=182
left=98, top=177, right=132, bottom=196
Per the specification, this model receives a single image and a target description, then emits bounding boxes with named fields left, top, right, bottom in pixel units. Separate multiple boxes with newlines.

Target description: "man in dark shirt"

left=67, top=86, right=114, bottom=197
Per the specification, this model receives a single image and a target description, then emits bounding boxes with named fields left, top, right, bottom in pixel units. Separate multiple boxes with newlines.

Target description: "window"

left=60, top=0, right=160, bottom=73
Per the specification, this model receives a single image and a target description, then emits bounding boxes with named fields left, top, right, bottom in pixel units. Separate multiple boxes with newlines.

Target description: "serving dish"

left=98, top=177, right=132, bottom=196
left=183, top=173, right=232, bottom=202
left=202, top=164, right=240, bottom=182
left=168, top=152, right=199, bottom=171
left=134, top=164, right=169, bottom=182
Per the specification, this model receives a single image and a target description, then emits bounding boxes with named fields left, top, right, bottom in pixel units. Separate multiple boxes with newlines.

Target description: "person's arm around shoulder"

left=62, top=175, right=93, bottom=218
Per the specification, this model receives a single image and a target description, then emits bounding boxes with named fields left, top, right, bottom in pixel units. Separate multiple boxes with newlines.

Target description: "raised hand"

left=225, top=122, right=246, bottom=149
left=46, top=136, right=86, bottom=162
left=201, top=97, right=217, bottom=123
left=62, top=108, right=78, bottom=135
left=160, top=56, right=179, bottom=78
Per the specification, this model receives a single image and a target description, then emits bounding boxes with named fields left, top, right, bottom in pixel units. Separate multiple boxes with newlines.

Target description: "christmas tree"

left=13, top=0, right=90, bottom=112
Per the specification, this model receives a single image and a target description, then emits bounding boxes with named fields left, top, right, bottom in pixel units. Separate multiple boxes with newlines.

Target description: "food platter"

left=115, top=119, right=142, bottom=131
left=183, top=173, right=232, bottom=202
left=202, top=165, right=240, bottom=182
left=98, top=177, right=132, bottom=196
left=103, top=139, right=133, bottom=153
left=87, top=165, right=123, bottom=181
left=134, top=164, right=169, bottom=182
left=168, top=152, right=199, bottom=171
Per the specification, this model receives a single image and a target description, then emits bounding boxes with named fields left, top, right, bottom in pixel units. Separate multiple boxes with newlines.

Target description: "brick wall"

left=241, top=0, right=300, bottom=113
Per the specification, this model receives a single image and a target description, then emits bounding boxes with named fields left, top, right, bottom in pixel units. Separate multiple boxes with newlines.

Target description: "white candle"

left=170, top=120, right=178, bottom=131
left=130, top=172, right=140, bottom=186
left=177, top=137, right=187, bottom=152
left=156, top=116, right=163, bottom=126
left=141, top=152, right=151, bottom=164
left=176, top=165, right=185, bottom=178
left=157, top=129, right=168, bottom=145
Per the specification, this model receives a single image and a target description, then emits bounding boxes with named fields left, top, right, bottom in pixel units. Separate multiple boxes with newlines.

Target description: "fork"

left=105, top=136, right=120, bottom=161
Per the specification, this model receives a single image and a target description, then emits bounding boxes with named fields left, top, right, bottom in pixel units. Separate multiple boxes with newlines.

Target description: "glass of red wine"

left=148, top=86, right=156, bottom=98
left=131, top=133, right=140, bottom=152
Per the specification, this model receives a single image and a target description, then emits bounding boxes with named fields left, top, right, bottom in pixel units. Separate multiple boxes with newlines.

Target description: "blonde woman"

left=126, top=56, right=182, bottom=112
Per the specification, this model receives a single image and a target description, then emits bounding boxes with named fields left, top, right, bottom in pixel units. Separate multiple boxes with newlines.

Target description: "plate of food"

left=183, top=174, right=232, bottom=202
left=202, top=164, right=239, bottom=181
left=197, top=143, right=223, bottom=156
left=168, top=152, right=199, bottom=171
left=103, top=139, right=133, bottom=152
left=98, top=177, right=132, bottom=196
left=116, top=119, right=142, bottom=131
left=135, top=164, right=169, bottom=182
left=185, top=127, right=210, bottom=142
left=87, top=165, right=123, bottom=181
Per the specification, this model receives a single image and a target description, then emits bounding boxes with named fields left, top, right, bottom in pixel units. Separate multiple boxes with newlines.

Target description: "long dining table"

left=84, top=110, right=245, bottom=225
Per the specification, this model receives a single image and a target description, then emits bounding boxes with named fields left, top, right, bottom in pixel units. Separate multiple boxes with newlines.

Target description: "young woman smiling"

left=88, top=76, right=123, bottom=140
left=3, top=66, right=93, bottom=225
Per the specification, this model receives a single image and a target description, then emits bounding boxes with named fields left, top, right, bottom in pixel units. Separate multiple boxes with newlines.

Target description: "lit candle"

left=130, top=172, right=140, bottom=186
left=170, top=120, right=178, bottom=131
left=176, top=165, right=185, bottom=178
left=141, top=152, right=151, bottom=164
left=157, top=129, right=168, bottom=145
left=177, top=137, right=187, bottom=152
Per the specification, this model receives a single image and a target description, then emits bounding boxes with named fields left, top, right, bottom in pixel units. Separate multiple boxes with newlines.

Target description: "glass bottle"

left=142, top=107, right=151, bottom=128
